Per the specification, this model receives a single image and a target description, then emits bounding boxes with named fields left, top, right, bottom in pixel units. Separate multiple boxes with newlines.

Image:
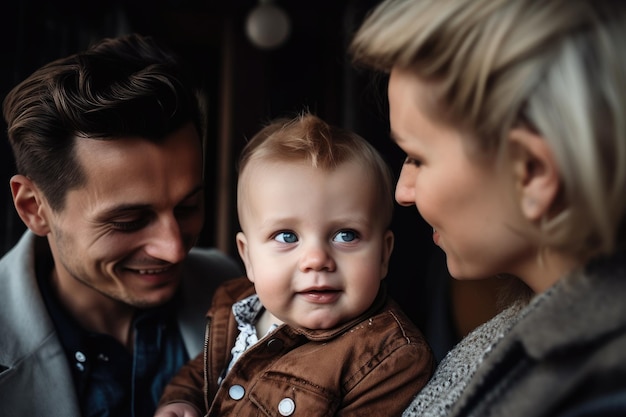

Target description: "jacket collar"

left=207, top=278, right=390, bottom=343
left=512, top=251, right=626, bottom=359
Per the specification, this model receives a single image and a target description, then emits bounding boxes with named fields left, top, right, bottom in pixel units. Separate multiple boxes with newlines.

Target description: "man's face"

left=43, top=123, right=204, bottom=311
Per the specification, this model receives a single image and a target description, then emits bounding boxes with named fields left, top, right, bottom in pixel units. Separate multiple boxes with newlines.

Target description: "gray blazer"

left=0, top=231, right=242, bottom=416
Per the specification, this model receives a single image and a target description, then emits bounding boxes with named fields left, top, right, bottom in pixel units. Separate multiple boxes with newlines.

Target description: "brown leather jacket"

left=160, top=277, right=434, bottom=417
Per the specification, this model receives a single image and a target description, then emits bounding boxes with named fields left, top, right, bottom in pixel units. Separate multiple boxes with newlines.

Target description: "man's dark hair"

left=3, top=33, right=203, bottom=210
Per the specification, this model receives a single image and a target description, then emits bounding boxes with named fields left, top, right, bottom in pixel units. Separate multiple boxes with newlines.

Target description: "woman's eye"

left=333, top=230, right=358, bottom=243
left=274, top=231, right=298, bottom=243
left=403, top=156, right=422, bottom=167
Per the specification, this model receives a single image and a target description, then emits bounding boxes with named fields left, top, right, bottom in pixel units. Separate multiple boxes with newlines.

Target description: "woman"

left=350, top=0, right=626, bottom=416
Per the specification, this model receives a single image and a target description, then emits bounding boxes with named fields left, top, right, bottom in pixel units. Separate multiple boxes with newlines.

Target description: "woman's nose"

left=395, top=165, right=416, bottom=207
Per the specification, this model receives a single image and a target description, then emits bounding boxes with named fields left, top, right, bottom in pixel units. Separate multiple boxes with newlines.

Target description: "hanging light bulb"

left=245, top=0, right=291, bottom=50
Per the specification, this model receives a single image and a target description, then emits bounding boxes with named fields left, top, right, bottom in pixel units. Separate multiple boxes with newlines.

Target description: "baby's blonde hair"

left=351, top=0, right=626, bottom=260
left=237, top=112, right=395, bottom=227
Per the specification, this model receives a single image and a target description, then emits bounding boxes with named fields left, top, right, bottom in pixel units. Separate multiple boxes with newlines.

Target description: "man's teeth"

left=137, top=267, right=169, bottom=274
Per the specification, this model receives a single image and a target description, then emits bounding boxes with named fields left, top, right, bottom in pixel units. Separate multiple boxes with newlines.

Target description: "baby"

left=155, top=112, right=434, bottom=417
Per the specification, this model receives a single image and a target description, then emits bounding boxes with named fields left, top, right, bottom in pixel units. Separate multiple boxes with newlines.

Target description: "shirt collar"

left=35, top=257, right=179, bottom=367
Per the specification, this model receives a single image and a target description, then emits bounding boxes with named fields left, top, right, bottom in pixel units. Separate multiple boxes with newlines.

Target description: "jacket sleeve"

left=158, top=350, right=207, bottom=413
left=160, top=278, right=255, bottom=413
left=338, top=337, right=435, bottom=417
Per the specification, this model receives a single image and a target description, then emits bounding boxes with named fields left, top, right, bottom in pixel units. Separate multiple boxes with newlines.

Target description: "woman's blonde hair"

left=351, top=0, right=626, bottom=261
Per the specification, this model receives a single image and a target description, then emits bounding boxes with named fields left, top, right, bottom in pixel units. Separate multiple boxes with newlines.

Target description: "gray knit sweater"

left=402, top=301, right=525, bottom=417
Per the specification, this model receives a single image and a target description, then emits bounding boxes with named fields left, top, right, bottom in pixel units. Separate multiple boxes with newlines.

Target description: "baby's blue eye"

left=334, top=230, right=357, bottom=243
left=275, top=231, right=298, bottom=243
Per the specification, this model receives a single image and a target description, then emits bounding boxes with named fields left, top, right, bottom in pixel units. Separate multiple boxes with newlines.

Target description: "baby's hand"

left=153, top=402, right=201, bottom=417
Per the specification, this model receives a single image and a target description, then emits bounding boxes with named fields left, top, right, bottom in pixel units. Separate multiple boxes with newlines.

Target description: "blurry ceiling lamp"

left=245, top=0, right=291, bottom=50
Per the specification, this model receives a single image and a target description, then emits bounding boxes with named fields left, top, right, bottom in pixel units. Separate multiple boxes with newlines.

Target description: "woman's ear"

left=10, top=175, right=51, bottom=236
left=236, top=231, right=254, bottom=282
left=508, top=128, right=561, bottom=222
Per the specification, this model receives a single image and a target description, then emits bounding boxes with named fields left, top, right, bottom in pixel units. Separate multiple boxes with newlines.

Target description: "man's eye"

left=333, top=230, right=358, bottom=243
left=111, top=219, right=148, bottom=232
left=274, top=231, right=298, bottom=243
left=175, top=203, right=201, bottom=218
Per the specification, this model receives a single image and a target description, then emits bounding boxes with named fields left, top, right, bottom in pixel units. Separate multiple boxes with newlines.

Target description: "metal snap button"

left=278, top=397, right=295, bottom=416
left=228, top=384, right=245, bottom=400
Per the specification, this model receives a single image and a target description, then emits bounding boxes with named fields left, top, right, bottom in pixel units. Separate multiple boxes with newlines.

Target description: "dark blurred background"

left=0, top=0, right=508, bottom=361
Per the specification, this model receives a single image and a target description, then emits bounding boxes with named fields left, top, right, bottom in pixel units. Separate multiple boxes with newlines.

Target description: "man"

left=0, top=34, right=241, bottom=417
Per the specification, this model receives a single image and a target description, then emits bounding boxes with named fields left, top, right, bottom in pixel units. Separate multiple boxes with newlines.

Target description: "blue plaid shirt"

left=38, top=269, right=188, bottom=417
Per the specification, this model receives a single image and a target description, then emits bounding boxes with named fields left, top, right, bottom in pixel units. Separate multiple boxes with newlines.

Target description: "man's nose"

left=144, top=215, right=187, bottom=263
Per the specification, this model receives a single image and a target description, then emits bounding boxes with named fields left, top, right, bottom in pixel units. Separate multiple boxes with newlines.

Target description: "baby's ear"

left=235, top=231, right=255, bottom=282
left=508, top=128, right=561, bottom=222
left=10, top=175, right=52, bottom=236
left=380, top=230, right=394, bottom=279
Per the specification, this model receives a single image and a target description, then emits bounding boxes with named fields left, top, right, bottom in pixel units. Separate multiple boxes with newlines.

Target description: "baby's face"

left=236, top=159, right=394, bottom=330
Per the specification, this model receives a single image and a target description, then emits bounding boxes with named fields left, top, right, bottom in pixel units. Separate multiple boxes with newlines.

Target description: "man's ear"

left=10, top=175, right=51, bottom=236
left=235, top=231, right=254, bottom=282
left=508, top=128, right=561, bottom=222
